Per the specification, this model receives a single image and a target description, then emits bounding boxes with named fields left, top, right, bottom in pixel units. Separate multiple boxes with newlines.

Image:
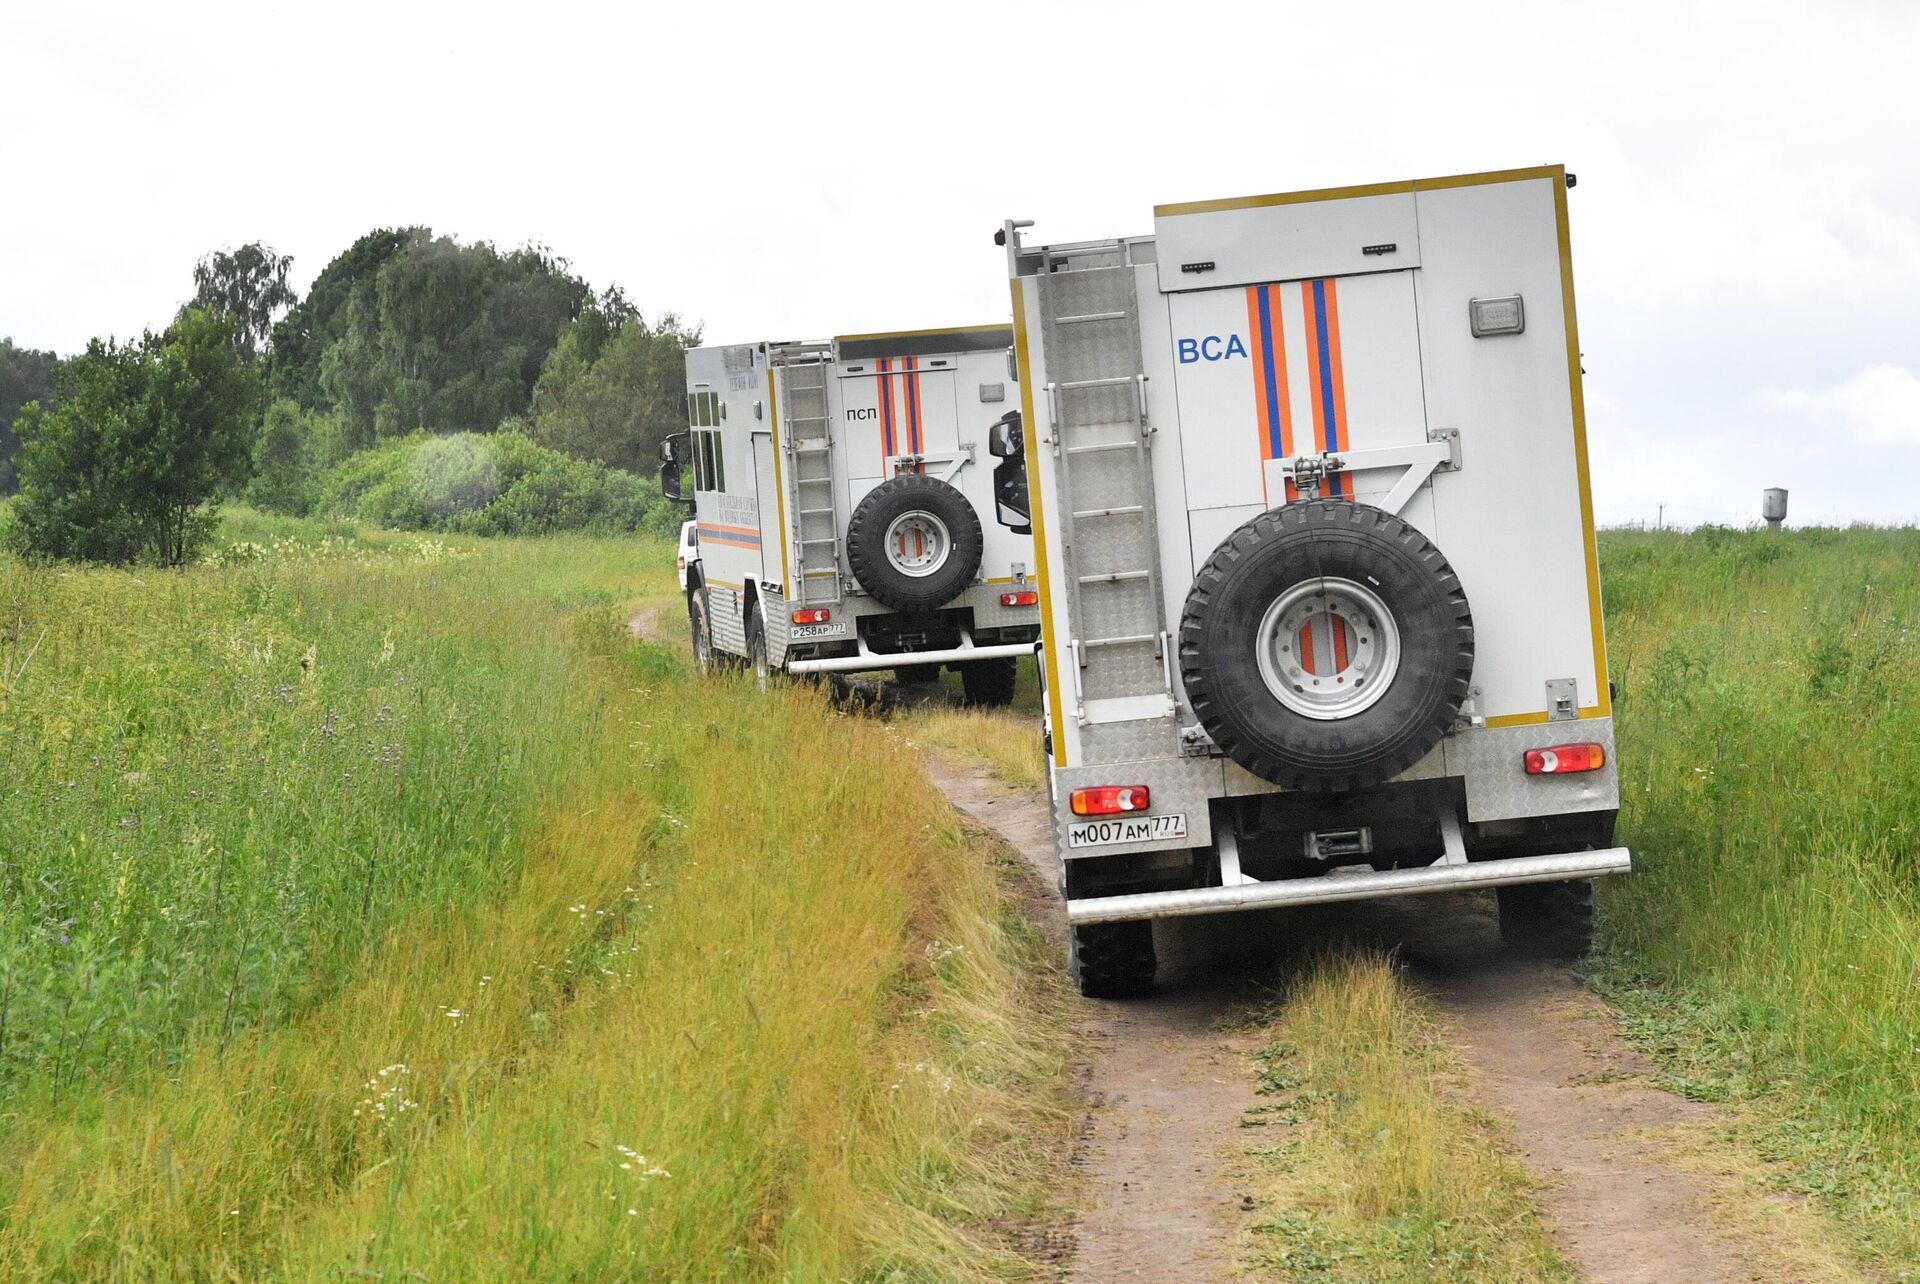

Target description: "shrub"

left=9, top=309, right=257, bottom=566
left=313, top=430, right=678, bottom=536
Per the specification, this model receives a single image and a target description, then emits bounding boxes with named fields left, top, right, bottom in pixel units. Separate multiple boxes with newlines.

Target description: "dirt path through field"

left=625, top=611, right=1848, bottom=1281
left=922, top=752, right=1856, bottom=1283
left=926, top=752, right=1266, bottom=1283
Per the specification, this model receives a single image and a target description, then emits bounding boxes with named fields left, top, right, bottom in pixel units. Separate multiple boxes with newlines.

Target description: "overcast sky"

left=5, top=0, right=1917, bottom=526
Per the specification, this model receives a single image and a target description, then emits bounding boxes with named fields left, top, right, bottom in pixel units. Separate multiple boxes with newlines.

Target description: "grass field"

left=883, top=524, right=1920, bottom=1277
left=0, top=512, right=1072, bottom=1282
left=1596, top=525, right=1920, bottom=1272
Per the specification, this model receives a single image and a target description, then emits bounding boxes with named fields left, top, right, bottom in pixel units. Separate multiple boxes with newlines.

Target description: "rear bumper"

left=1065, top=846, right=1631, bottom=925
left=786, top=633, right=1035, bottom=675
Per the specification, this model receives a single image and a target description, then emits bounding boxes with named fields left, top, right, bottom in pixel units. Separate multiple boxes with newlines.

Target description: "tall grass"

left=1598, top=525, right=1920, bottom=1265
left=0, top=514, right=1070, bottom=1281
left=1242, top=951, right=1570, bottom=1282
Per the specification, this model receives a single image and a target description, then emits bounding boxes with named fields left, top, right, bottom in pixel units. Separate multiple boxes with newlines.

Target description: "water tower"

left=1763, top=488, right=1788, bottom=530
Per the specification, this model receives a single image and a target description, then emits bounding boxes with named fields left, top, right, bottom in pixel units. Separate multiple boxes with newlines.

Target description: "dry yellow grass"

left=1241, top=950, right=1571, bottom=1282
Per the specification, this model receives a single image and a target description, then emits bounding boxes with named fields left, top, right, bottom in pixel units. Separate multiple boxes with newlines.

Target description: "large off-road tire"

left=688, top=587, right=717, bottom=675
left=1068, top=920, right=1156, bottom=998
left=745, top=606, right=771, bottom=691
left=958, top=657, right=1018, bottom=708
left=1497, top=879, right=1596, bottom=959
left=846, top=474, right=984, bottom=612
left=1179, top=501, right=1473, bottom=792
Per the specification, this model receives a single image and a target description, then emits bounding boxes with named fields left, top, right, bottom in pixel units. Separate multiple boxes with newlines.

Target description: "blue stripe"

left=1312, top=280, right=1336, bottom=454
left=1257, top=286, right=1281, bottom=458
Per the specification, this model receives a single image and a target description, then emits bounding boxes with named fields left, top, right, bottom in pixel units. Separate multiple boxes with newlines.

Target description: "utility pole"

left=1656, top=502, right=1665, bottom=531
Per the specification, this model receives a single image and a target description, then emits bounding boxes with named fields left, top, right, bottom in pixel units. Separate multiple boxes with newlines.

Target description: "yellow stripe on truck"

left=1011, top=278, right=1070, bottom=767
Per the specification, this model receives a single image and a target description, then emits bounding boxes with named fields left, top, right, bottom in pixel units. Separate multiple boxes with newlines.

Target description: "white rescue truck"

left=999, top=165, right=1632, bottom=996
left=661, top=327, right=1043, bottom=704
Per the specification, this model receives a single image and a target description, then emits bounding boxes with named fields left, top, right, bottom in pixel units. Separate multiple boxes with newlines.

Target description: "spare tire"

left=846, top=474, right=983, bottom=612
left=1179, top=501, right=1473, bottom=792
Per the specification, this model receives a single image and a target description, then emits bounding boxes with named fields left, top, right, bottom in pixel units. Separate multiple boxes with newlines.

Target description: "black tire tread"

left=958, top=657, right=1018, bottom=708
left=1497, top=880, right=1596, bottom=959
left=1180, top=501, right=1473, bottom=792
left=846, top=474, right=985, bottom=612
left=1069, top=921, right=1156, bottom=998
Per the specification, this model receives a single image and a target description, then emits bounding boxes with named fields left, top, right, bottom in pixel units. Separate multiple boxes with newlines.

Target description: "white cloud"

left=1760, top=365, right=1920, bottom=446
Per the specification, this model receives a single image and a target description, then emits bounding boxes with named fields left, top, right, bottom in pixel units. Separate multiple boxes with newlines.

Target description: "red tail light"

left=791, top=608, right=832, bottom=625
left=1524, top=743, right=1606, bottom=775
left=1070, top=785, right=1150, bottom=816
left=1000, top=590, right=1040, bottom=607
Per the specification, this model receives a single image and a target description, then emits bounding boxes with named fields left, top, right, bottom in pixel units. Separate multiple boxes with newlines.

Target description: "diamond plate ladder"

left=777, top=352, right=842, bottom=607
left=1038, top=257, right=1175, bottom=725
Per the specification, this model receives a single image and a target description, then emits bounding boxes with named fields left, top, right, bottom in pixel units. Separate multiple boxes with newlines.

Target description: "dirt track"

left=626, top=611, right=1851, bottom=1281
left=925, top=751, right=1860, bottom=1284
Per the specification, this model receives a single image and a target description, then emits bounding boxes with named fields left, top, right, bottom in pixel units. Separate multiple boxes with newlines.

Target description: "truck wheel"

left=1068, top=920, right=1156, bottom=998
left=958, top=657, right=1018, bottom=708
left=1497, top=880, right=1596, bottom=959
left=689, top=589, right=716, bottom=675
left=1179, top=501, right=1473, bottom=792
left=746, top=607, right=771, bottom=690
left=846, top=474, right=984, bottom=611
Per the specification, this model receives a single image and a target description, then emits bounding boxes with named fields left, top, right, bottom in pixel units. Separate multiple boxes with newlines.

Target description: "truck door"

left=1167, top=270, right=1432, bottom=572
left=839, top=358, right=959, bottom=511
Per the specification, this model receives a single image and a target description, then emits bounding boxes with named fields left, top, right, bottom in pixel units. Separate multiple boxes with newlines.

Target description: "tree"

left=309, top=233, right=593, bottom=444
left=266, top=228, right=419, bottom=409
left=0, top=338, right=61, bottom=495
left=527, top=314, right=700, bottom=474
left=9, top=309, right=258, bottom=566
left=244, top=398, right=330, bottom=515
left=188, top=242, right=297, bottom=364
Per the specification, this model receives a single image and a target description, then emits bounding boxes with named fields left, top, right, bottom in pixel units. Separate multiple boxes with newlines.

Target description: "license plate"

left=1067, top=813, right=1188, bottom=849
left=790, top=623, right=845, bottom=639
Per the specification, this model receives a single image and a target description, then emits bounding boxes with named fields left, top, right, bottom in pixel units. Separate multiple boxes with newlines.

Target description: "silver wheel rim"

left=1254, top=577, right=1400, bottom=720
left=882, top=510, right=951, bottom=578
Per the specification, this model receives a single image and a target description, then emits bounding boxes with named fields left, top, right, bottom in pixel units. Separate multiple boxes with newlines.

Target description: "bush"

left=9, top=309, right=257, bottom=566
left=313, top=430, right=679, bottom=536
left=244, top=399, right=343, bottom=516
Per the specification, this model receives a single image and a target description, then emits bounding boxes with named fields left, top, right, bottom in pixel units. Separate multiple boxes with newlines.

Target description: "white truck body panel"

left=682, top=327, right=1040, bottom=673
left=1007, top=166, right=1622, bottom=880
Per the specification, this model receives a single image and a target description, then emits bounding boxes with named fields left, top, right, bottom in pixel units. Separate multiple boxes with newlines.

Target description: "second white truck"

left=663, top=326, right=1043, bottom=704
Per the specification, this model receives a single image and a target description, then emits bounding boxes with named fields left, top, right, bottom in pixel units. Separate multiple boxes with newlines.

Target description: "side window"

left=685, top=392, right=726, bottom=492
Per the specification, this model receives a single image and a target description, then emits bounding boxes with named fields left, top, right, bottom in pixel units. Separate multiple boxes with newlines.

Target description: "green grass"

left=1239, top=952, right=1572, bottom=1283
left=0, top=510, right=1072, bottom=1281
left=1595, top=525, right=1920, bottom=1273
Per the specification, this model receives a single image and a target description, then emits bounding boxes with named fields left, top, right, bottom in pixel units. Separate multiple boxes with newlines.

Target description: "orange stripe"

left=1323, top=278, right=1351, bottom=499
left=1332, top=614, right=1349, bottom=671
left=1298, top=621, right=1316, bottom=675
left=697, top=522, right=760, bottom=537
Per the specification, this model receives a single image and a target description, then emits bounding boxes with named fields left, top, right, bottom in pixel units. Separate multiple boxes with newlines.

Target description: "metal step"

left=1039, top=257, right=1172, bottom=727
